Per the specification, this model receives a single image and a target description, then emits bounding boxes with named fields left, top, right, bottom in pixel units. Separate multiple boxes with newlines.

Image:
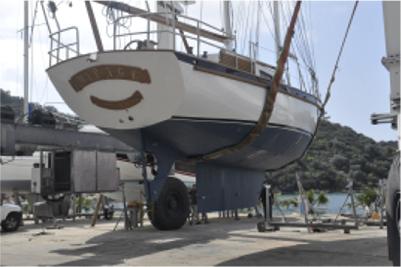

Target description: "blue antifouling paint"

left=196, top=163, right=265, bottom=212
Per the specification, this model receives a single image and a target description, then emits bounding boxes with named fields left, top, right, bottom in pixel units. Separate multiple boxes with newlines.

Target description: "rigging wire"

left=240, top=2, right=252, bottom=53
left=291, top=1, right=359, bottom=168
left=260, top=2, right=276, bottom=46
left=279, top=1, right=317, bottom=95
left=247, top=1, right=256, bottom=55
left=36, top=23, right=50, bottom=104
left=29, top=1, right=40, bottom=46
left=199, top=0, right=203, bottom=25
left=235, top=2, right=247, bottom=51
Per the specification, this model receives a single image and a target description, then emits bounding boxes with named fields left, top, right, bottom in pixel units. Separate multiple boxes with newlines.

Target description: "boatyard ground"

left=0, top=216, right=392, bottom=266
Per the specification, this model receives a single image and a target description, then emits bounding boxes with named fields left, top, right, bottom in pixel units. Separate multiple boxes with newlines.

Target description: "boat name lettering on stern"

left=69, top=65, right=151, bottom=92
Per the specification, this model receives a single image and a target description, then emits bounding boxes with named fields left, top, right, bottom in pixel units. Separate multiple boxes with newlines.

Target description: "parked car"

left=0, top=203, right=23, bottom=232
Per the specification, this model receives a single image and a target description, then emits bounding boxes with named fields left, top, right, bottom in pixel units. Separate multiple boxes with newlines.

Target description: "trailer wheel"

left=42, top=193, right=65, bottom=202
left=103, top=208, right=114, bottom=220
left=1, top=212, right=22, bottom=232
left=149, top=177, right=190, bottom=230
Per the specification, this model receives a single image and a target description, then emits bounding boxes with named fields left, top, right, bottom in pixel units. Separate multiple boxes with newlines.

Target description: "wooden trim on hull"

left=174, top=52, right=321, bottom=109
left=193, top=65, right=265, bottom=88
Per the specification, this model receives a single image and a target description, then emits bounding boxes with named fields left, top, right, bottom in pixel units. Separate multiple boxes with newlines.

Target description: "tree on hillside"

left=270, top=119, right=396, bottom=193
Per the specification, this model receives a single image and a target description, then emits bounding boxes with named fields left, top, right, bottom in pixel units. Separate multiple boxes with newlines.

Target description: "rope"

left=189, top=1, right=302, bottom=162
left=293, top=1, right=359, bottom=168
left=321, top=1, right=359, bottom=111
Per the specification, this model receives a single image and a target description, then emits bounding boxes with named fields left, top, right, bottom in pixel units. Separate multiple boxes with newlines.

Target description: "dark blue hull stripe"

left=171, top=116, right=313, bottom=136
left=105, top=118, right=315, bottom=171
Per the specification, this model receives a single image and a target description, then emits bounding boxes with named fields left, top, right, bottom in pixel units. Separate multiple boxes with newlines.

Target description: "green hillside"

left=268, top=119, right=397, bottom=193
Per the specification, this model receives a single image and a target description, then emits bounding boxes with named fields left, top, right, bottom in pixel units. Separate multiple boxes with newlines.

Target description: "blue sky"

left=308, top=1, right=396, bottom=142
left=0, top=1, right=397, bottom=142
left=234, top=0, right=397, bottom=142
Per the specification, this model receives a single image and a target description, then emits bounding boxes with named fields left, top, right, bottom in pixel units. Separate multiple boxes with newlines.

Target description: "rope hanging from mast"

left=281, top=1, right=359, bottom=168
left=189, top=1, right=303, bottom=162
left=321, top=1, right=359, bottom=112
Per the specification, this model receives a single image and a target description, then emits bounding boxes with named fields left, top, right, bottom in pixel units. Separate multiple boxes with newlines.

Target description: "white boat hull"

left=47, top=50, right=321, bottom=171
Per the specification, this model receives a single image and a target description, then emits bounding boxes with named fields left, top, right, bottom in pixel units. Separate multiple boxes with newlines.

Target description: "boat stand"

left=113, top=182, right=133, bottom=231
left=258, top=173, right=359, bottom=234
left=257, top=183, right=279, bottom=232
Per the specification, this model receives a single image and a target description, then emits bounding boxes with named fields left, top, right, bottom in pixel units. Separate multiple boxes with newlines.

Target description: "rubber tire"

left=387, top=195, right=400, bottom=266
left=387, top=155, right=400, bottom=267
left=42, top=193, right=65, bottom=202
left=149, top=177, right=190, bottom=230
left=103, top=209, right=114, bottom=220
left=1, top=212, right=22, bottom=232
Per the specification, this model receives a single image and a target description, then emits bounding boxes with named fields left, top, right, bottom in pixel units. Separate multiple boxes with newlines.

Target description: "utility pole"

left=23, top=0, right=29, bottom=119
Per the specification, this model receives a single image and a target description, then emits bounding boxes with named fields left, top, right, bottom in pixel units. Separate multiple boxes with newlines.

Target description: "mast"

left=223, top=0, right=233, bottom=50
left=156, top=1, right=174, bottom=49
left=273, top=1, right=281, bottom=61
left=95, top=1, right=230, bottom=43
left=255, top=1, right=261, bottom=59
left=23, top=0, right=29, bottom=118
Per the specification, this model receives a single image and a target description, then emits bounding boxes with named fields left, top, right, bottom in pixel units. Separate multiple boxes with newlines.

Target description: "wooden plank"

left=91, top=194, right=104, bottom=227
left=95, top=1, right=230, bottom=43
left=219, top=50, right=254, bottom=73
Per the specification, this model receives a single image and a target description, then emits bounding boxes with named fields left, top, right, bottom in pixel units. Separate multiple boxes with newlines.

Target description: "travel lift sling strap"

left=189, top=1, right=303, bottom=162
left=192, top=0, right=359, bottom=163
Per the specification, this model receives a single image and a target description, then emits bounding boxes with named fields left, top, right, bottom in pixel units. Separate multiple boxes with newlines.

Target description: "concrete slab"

left=0, top=217, right=392, bottom=266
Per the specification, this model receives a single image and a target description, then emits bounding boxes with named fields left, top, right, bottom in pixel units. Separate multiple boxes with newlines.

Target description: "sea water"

left=274, top=192, right=366, bottom=216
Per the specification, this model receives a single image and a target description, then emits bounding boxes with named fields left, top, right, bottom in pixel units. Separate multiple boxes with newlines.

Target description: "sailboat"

left=44, top=0, right=321, bottom=230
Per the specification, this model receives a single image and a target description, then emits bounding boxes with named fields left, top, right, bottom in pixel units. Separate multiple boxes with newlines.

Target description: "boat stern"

left=47, top=51, right=184, bottom=129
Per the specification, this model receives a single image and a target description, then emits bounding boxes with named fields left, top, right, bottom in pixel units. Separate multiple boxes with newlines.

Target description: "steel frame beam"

left=1, top=122, right=135, bottom=156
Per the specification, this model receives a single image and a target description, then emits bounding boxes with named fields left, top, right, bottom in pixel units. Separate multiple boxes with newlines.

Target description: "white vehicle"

left=0, top=203, right=23, bottom=232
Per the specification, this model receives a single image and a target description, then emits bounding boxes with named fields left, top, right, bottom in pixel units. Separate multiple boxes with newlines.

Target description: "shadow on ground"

left=1, top=218, right=116, bottom=235
left=218, top=235, right=391, bottom=266
left=47, top=217, right=391, bottom=266
left=51, top=217, right=247, bottom=266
